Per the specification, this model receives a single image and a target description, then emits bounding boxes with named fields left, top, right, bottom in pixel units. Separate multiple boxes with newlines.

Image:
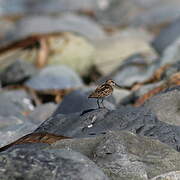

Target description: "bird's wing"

left=89, top=84, right=112, bottom=98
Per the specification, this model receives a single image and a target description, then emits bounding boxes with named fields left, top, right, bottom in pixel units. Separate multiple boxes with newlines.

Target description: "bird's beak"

left=115, top=83, right=122, bottom=89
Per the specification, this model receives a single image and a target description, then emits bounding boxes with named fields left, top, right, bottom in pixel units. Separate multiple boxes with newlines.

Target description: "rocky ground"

left=0, top=0, right=180, bottom=180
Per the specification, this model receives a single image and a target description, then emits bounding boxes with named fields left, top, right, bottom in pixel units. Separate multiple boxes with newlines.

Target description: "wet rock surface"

left=0, top=146, right=109, bottom=180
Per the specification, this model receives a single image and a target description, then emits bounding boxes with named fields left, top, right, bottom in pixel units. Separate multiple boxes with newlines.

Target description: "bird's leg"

left=101, top=98, right=105, bottom=108
left=97, top=98, right=100, bottom=109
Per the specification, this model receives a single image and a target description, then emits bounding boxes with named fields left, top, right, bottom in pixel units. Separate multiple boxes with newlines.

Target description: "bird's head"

left=106, top=79, right=121, bottom=88
left=106, top=79, right=116, bottom=86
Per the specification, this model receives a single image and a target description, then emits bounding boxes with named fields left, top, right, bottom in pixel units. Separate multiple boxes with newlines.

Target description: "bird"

left=88, top=79, right=121, bottom=108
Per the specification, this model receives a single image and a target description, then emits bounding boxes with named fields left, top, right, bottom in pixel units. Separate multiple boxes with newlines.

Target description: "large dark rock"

left=0, top=59, right=37, bottom=86
left=35, top=108, right=110, bottom=137
left=144, top=86, right=180, bottom=126
left=52, top=131, right=180, bottom=180
left=0, top=145, right=109, bottom=180
left=152, top=18, right=180, bottom=54
left=35, top=106, right=180, bottom=151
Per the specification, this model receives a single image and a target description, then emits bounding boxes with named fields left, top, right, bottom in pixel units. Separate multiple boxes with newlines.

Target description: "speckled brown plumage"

left=89, top=84, right=113, bottom=98
left=88, top=79, right=120, bottom=108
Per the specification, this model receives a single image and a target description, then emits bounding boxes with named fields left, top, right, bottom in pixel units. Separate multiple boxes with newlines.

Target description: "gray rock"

left=52, top=131, right=180, bottom=180
left=93, top=131, right=180, bottom=180
left=0, top=90, right=34, bottom=118
left=0, top=0, right=96, bottom=16
left=134, top=81, right=165, bottom=98
left=3, top=143, right=50, bottom=153
left=28, top=103, right=57, bottom=125
left=95, top=0, right=140, bottom=26
left=34, top=106, right=180, bottom=150
left=112, top=64, right=156, bottom=87
left=163, top=62, right=180, bottom=79
left=9, top=14, right=106, bottom=43
left=0, top=90, right=36, bottom=147
left=151, top=171, right=180, bottom=180
left=160, top=37, right=180, bottom=66
left=35, top=108, right=110, bottom=137
left=0, top=147, right=109, bottom=180
left=144, top=87, right=180, bottom=126
left=25, top=65, right=83, bottom=91
left=98, top=54, right=157, bottom=87
left=52, top=88, right=115, bottom=115
left=152, top=17, right=180, bottom=54
left=111, top=88, right=131, bottom=105
left=95, top=0, right=180, bottom=27
left=0, top=116, right=23, bottom=129
left=0, top=122, right=38, bottom=147
left=94, top=33, right=157, bottom=76
left=0, top=59, right=37, bottom=85
left=160, top=85, right=180, bottom=94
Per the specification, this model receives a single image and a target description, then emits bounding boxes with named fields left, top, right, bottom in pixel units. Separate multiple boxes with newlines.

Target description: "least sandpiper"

left=88, top=79, right=120, bottom=108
